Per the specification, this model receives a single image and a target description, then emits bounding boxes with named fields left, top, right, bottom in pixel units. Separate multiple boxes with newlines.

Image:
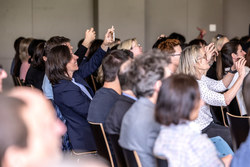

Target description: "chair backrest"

left=155, top=156, right=168, bottom=167
left=88, top=121, right=114, bottom=167
left=14, top=76, right=24, bottom=86
left=220, top=106, right=229, bottom=127
left=122, top=148, right=142, bottom=167
left=108, top=134, right=127, bottom=167
left=226, top=112, right=250, bottom=151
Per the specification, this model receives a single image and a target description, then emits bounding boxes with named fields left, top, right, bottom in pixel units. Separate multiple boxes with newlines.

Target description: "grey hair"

left=131, top=49, right=171, bottom=97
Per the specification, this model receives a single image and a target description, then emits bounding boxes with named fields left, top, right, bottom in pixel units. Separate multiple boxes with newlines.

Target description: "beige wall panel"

left=0, top=0, right=32, bottom=90
left=33, top=0, right=94, bottom=49
left=145, top=0, right=188, bottom=49
left=98, top=0, right=145, bottom=50
left=223, top=0, right=250, bottom=39
left=187, top=0, right=223, bottom=43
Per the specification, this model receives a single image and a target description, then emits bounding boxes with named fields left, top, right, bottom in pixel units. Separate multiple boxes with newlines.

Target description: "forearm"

left=100, top=43, right=109, bottom=52
left=223, top=76, right=244, bottom=105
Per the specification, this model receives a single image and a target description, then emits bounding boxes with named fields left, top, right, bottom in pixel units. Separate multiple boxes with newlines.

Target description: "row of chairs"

left=88, top=122, right=168, bottom=167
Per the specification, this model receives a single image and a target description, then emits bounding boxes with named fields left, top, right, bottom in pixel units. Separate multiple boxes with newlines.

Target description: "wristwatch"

left=228, top=68, right=237, bottom=74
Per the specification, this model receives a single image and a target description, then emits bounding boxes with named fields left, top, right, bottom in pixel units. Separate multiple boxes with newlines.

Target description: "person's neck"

left=168, top=63, right=177, bottom=74
left=67, top=71, right=73, bottom=79
left=196, top=69, right=206, bottom=80
left=147, top=91, right=158, bottom=104
left=103, top=78, right=121, bottom=95
left=122, top=89, right=136, bottom=97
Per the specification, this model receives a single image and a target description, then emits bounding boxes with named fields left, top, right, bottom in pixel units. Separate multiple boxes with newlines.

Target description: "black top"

left=206, top=61, right=218, bottom=80
left=105, top=94, right=136, bottom=134
left=87, top=87, right=120, bottom=125
left=25, top=66, right=45, bottom=91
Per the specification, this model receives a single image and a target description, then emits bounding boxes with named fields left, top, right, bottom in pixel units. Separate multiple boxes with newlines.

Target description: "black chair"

left=122, top=148, right=142, bottom=167
left=88, top=121, right=114, bottom=167
left=108, top=134, right=127, bottom=167
left=210, top=97, right=241, bottom=126
left=226, top=112, right=250, bottom=151
left=156, top=156, right=168, bottom=167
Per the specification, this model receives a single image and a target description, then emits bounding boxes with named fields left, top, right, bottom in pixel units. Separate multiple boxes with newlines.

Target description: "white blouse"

left=194, top=75, right=227, bottom=130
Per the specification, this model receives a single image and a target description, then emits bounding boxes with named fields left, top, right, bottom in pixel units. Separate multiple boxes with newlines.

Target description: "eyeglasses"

left=171, top=53, right=181, bottom=57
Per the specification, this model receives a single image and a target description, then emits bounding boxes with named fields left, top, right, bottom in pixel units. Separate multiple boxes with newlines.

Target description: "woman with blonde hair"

left=117, top=38, right=142, bottom=56
left=19, top=38, right=33, bottom=81
left=177, top=44, right=246, bottom=147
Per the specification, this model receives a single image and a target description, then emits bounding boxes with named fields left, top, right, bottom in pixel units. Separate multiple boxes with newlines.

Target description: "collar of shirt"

left=122, top=92, right=137, bottom=101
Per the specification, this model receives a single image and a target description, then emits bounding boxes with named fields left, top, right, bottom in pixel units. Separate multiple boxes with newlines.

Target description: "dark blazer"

left=53, top=47, right=106, bottom=151
left=105, top=94, right=136, bottom=134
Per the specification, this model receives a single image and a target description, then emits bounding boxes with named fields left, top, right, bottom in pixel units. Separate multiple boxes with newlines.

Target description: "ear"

left=231, top=53, right=238, bottom=62
left=3, top=146, right=28, bottom=167
left=154, top=80, right=162, bottom=93
left=42, top=56, right=47, bottom=62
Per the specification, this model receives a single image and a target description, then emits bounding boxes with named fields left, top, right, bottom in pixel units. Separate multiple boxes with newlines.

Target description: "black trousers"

left=202, top=122, right=233, bottom=149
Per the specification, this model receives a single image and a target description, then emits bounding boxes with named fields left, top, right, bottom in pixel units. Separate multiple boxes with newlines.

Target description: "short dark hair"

left=155, top=74, right=200, bottom=126
left=0, top=95, right=28, bottom=164
left=102, top=50, right=133, bottom=82
left=188, top=39, right=207, bottom=46
left=243, top=73, right=250, bottom=114
left=168, top=32, right=186, bottom=45
left=44, top=36, right=70, bottom=56
left=46, top=45, right=72, bottom=85
left=152, top=37, right=168, bottom=49
left=131, top=49, right=171, bottom=97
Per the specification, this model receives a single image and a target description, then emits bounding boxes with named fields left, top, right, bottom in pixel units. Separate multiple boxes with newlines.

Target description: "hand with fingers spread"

left=101, top=26, right=115, bottom=51
left=82, top=28, right=96, bottom=48
left=205, top=43, right=217, bottom=61
left=235, top=57, right=246, bottom=78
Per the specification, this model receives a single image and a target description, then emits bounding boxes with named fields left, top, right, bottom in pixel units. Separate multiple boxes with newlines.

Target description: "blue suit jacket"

left=53, top=47, right=106, bottom=151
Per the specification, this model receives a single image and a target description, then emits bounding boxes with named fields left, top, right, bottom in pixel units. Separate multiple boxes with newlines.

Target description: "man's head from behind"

left=243, top=73, right=250, bottom=114
left=1, top=87, right=66, bottom=167
left=131, top=49, right=171, bottom=98
left=102, top=49, right=133, bottom=82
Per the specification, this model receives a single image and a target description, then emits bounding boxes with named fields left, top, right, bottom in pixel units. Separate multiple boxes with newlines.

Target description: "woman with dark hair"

left=153, top=74, right=231, bottom=167
left=46, top=28, right=114, bottom=152
left=215, top=41, right=249, bottom=115
left=11, top=37, right=25, bottom=77
left=177, top=44, right=246, bottom=147
left=25, top=42, right=46, bottom=90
